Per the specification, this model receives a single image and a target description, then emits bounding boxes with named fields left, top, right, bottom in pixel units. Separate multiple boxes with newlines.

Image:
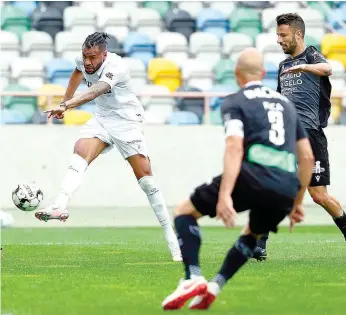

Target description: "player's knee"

left=311, top=190, right=328, bottom=206
left=74, top=140, right=90, bottom=161
left=174, top=200, right=200, bottom=219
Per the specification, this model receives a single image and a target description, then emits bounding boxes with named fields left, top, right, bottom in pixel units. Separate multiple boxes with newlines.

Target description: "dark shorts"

left=190, top=173, right=294, bottom=234
left=306, top=128, right=330, bottom=187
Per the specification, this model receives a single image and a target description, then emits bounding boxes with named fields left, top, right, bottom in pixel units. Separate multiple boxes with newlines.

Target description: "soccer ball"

left=12, top=181, right=43, bottom=211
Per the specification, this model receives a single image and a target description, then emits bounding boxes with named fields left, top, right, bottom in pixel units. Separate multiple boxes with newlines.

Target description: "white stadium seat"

left=79, top=1, right=105, bottom=11
left=11, top=58, right=45, bottom=90
left=189, top=32, right=221, bottom=67
left=0, top=60, right=11, bottom=90
left=156, top=32, right=189, bottom=67
left=130, top=8, right=162, bottom=41
left=21, top=31, right=54, bottom=65
left=55, top=31, right=90, bottom=61
left=209, top=1, right=235, bottom=16
left=63, top=6, right=96, bottom=34
left=121, top=57, right=147, bottom=92
left=0, top=31, right=20, bottom=64
left=111, top=1, right=139, bottom=12
left=182, top=58, right=214, bottom=91
left=140, top=84, right=175, bottom=109
left=222, top=32, right=253, bottom=55
left=177, top=1, right=203, bottom=18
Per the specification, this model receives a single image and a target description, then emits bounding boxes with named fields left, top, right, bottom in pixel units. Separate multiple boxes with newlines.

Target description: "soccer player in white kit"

left=35, top=32, right=182, bottom=262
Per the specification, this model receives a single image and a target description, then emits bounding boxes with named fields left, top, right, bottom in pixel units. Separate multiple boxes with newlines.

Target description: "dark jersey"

left=221, top=84, right=307, bottom=199
left=277, top=46, right=331, bottom=130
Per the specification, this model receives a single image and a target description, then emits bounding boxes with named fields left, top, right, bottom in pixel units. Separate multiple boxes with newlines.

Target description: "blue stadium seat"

left=197, top=8, right=229, bottom=39
left=12, top=1, right=38, bottom=16
left=167, top=111, right=200, bottom=125
left=31, top=110, right=48, bottom=124
left=123, top=32, right=156, bottom=66
left=208, top=85, right=237, bottom=110
left=0, top=109, right=27, bottom=124
left=262, top=79, right=277, bottom=90
left=46, top=59, right=75, bottom=86
left=264, top=61, right=278, bottom=79
left=327, top=7, right=346, bottom=29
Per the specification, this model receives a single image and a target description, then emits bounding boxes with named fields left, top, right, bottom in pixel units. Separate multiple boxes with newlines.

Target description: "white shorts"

left=78, top=116, right=148, bottom=159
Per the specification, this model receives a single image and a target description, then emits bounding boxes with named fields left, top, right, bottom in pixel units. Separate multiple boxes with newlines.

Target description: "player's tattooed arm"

left=63, top=82, right=110, bottom=110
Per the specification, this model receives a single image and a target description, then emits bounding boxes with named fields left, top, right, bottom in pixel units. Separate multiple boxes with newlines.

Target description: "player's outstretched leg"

left=127, top=155, right=182, bottom=261
left=162, top=202, right=207, bottom=310
left=189, top=234, right=257, bottom=310
left=309, top=186, right=346, bottom=240
left=35, top=138, right=107, bottom=222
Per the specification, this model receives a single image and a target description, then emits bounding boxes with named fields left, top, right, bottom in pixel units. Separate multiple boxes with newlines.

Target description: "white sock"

left=138, top=176, right=179, bottom=245
left=54, top=154, right=88, bottom=209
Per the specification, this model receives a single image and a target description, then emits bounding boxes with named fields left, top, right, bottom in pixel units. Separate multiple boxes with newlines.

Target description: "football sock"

left=257, top=232, right=269, bottom=249
left=54, top=154, right=88, bottom=208
left=138, top=176, right=179, bottom=246
left=174, top=215, right=201, bottom=279
left=212, top=235, right=257, bottom=288
left=333, top=211, right=346, bottom=239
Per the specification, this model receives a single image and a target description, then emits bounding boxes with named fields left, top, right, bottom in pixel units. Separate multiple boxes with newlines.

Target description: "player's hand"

left=289, top=204, right=305, bottom=232
left=282, top=64, right=307, bottom=74
left=44, top=105, right=66, bottom=119
left=216, top=194, right=237, bottom=228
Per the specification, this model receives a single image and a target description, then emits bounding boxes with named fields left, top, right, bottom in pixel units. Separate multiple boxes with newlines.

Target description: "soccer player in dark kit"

left=253, top=13, right=346, bottom=261
left=161, top=47, right=314, bottom=310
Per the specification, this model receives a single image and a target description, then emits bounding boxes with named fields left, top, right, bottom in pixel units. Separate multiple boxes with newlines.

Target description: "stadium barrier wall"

left=1, top=125, right=346, bottom=210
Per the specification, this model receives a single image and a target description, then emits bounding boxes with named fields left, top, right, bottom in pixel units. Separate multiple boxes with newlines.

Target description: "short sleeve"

left=296, top=115, right=307, bottom=140
left=307, top=47, right=328, bottom=65
left=221, top=96, right=244, bottom=138
left=75, top=55, right=83, bottom=71
left=98, top=63, right=127, bottom=89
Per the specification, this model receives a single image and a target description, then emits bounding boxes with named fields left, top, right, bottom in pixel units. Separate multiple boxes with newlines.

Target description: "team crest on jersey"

left=105, top=72, right=114, bottom=80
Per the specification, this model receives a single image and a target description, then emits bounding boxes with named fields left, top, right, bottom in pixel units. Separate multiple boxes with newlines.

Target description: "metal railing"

left=1, top=90, right=345, bottom=124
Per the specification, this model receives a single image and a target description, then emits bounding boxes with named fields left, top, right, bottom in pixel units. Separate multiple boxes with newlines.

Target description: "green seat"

left=308, top=1, right=332, bottom=18
left=3, top=84, right=37, bottom=121
left=236, top=27, right=262, bottom=41
left=143, top=1, right=171, bottom=17
left=1, top=5, right=31, bottom=38
left=230, top=7, right=262, bottom=30
left=203, top=108, right=223, bottom=125
left=214, top=59, right=236, bottom=84
left=305, top=35, right=321, bottom=51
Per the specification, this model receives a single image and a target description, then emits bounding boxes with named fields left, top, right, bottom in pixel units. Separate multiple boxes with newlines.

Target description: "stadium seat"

left=182, top=58, right=214, bottom=91
left=222, top=32, right=253, bottom=56
left=305, top=35, right=321, bottom=51
left=208, top=85, right=237, bottom=110
left=1, top=4, right=31, bottom=38
left=63, top=110, right=92, bottom=125
left=328, top=59, right=346, bottom=90
left=0, top=31, right=20, bottom=65
left=79, top=1, right=105, bottom=11
left=0, top=108, right=27, bottom=124
left=240, top=1, right=272, bottom=9
left=209, top=1, right=235, bottom=17
left=321, top=33, right=346, bottom=67
left=148, top=58, right=182, bottom=91
left=123, top=32, right=156, bottom=66
left=12, top=1, right=38, bottom=16
left=327, top=6, right=346, bottom=29
left=55, top=31, right=89, bottom=61
left=165, top=9, right=196, bottom=40
left=3, top=83, right=37, bottom=123
left=308, top=1, right=330, bottom=19
left=31, top=110, right=48, bottom=124
left=274, top=2, right=301, bottom=11
left=167, top=111, right=200, bottom=125
left=156, top=32, right=188, bottom=67
left=106, top=35, right=123, bottom=56
left=205, top=107, right=223, bottom=125
left=37, top=84, right=66, bottom=110
left=264, top=61, right=278, bottom=79
left=0, top=60, right=10, bottom=90
left=177, top=1, right=203, bottom=18
left=111, top=1, right=139, bottom=11
left=122, top=57, right=147, bottom=92
left=143, top=1, right=171, bottom=18
left=41, top=1, right=72, bottom=14
left=176, top=86, right=204, bottom=123
left=300, top=8, right=325, bottom=41
left=130, top=8, right=162, bottom=41
left=140, top=85, right=175, bottom=121
left=197, top=8, right=229, bottom=39
left=230, top=7, right=262, bottom=41
left=97, top=8, right=129, bottom=43
left=21, top=30, right=54, bottom=65
left=214, top=59, right=237, bottom=85
left=189, top=32, right=221, bottom=67
left=11, top=58, right=45, bottom=90
left=144, top=110, right=168, bottom=124
left=46, top=59, right=75, bottom=86
left=31, top=6, right=63, bottom=40
left=63, top=6, right=96, bottom=34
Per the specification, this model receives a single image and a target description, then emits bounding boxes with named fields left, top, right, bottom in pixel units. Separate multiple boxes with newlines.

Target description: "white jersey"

left=75, top=52, right=144, bottom=122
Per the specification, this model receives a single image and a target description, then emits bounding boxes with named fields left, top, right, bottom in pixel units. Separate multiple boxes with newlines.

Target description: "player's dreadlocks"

left=83, top=32, right=110, bottom=51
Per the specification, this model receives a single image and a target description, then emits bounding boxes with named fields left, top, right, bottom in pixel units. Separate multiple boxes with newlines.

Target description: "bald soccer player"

left=161, top=48, right=314, bottom=310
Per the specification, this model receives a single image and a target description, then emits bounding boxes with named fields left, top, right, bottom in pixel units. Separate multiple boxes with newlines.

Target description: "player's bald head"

left=235, top=48, right=265, bottom=87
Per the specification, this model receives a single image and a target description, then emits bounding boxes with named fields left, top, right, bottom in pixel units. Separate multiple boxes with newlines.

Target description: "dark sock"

left=333, top=211, right=346, bottom=238
left=212, top=235, right=257, bottom=288
left=257, top=232, right=269, bottom=249
left=174, top=215, right=202, bottom=279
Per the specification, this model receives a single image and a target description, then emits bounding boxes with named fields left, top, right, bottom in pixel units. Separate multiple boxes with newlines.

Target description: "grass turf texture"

left=1, top=226, right=345, bottom=315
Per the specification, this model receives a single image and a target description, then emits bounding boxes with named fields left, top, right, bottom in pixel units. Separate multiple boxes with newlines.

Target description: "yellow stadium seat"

left=321, top=34, right=346, bottom=67
left=63, top=110, right=92, bottom=125
left=148, top=58, right=182, bottom=91
left=38, top=84, right=66, bottom=110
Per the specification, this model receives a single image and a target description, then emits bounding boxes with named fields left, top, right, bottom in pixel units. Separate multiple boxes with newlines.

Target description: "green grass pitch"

left=1, top=226, right=345, bottom=315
